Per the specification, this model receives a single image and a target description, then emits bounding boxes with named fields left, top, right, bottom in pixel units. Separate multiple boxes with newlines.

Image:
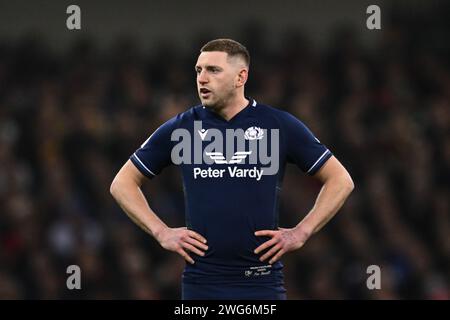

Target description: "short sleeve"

left=281, top=112, right=332, bottom=175
left=130, top=116, right=178, bottom=178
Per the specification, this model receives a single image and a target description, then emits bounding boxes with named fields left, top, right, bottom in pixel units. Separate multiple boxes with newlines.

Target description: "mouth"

left=199, top=88, right=212, bottom=98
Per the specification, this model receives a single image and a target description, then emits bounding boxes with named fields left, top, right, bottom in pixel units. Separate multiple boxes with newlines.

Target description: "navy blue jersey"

left=130, top=98, right=332, bottom=288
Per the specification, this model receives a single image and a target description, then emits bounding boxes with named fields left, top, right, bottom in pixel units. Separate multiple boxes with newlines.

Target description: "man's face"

left=195, top=51, right=244, bottom=109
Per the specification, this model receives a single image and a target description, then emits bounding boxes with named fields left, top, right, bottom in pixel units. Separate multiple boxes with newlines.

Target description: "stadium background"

left=0, top=0, right=448, bottom=299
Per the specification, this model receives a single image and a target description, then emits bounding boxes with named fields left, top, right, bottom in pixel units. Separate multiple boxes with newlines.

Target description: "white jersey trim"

left=307, top=150, right=331, bottom=174
left=133, top=153, right=156, bottom=176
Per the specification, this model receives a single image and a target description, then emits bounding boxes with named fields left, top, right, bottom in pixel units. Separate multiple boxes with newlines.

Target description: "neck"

left=216, top=95, right=249, bottom=121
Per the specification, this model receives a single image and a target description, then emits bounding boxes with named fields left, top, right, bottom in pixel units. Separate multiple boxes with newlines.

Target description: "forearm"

left=110, top=179, right=167, bottom=240
left=296, top=175, right=354, bottom=237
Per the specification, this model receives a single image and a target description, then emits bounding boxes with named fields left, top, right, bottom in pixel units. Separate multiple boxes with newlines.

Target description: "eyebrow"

left=195, top=65, right=223, bottom=71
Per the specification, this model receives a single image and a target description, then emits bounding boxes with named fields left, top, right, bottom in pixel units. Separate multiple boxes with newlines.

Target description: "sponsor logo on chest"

left=171, top=121, right=280, bottom=180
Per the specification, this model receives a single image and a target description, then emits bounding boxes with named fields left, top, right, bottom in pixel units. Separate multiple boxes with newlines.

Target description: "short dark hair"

left=200, top=38, right=250, bottom=67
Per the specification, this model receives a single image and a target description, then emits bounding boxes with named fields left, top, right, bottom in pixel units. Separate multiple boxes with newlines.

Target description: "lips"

left=200, top=88, right=211, bottom=94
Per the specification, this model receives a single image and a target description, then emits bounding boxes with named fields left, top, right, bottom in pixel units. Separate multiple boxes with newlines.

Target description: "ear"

left=235, top=68, right=248, bottom=88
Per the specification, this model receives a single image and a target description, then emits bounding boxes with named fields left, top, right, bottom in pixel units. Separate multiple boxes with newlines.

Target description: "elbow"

left=332, top=169, right=354, bottom=196
left=110, top=176, right=121, bottom=199
left=344, top=174, right=355, bottom=195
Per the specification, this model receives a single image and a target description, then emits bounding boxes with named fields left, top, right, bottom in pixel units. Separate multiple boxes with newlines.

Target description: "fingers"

left=177, top=248, right=194, bottom=264
left=188, top=230, right=207, bottom=244
left=254, top=230, right=277, bottom=237
left=184, top=236, right=208, bottom=251
left=269, top=248, right=285, bottom=264
left=254, top=237, right=277, bottom=254
left=182, top=241, right=206, bottom=257
left=259, top=244, right=282, bottom=262
left=178, top=230, right=208, bottom=264
left=254, top=229, right=282, bottom=263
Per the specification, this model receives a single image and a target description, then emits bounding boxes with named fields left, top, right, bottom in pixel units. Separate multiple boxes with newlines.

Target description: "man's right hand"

left=155, top=227, right=208, bottom=264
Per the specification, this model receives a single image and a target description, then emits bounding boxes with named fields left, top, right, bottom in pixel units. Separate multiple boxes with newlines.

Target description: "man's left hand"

left=254, top=227, right=311, bottom=264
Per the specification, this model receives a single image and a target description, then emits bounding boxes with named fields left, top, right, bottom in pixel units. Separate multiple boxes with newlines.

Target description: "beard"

left=199, top=86, right=235, bottom=111
left=202, top=97, right=223, bottom=111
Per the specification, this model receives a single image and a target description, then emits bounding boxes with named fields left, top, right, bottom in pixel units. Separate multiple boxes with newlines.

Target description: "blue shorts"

left=182, top=282, right=287, bottom=300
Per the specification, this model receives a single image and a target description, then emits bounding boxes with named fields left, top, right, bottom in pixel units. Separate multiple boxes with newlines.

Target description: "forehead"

left=195, top=51, right=229, bottom=67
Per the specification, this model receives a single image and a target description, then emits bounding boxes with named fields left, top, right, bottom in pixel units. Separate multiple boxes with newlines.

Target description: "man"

left=110, top=39, right=354, bottom=300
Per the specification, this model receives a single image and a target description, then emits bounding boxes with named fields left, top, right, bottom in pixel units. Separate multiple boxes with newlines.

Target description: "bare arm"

left=110, top=160, right=208, bottom=264
left=255, top=156, right=354, bottom=264
left=110, top=160, right=168, bottom=238
left=296, top=155, right=355, bottom=236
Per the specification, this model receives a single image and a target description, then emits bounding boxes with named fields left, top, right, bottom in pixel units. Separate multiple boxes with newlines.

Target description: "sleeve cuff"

left=306, top=150, right=332, bottom=175
left=130, top=153, right=156, bottom=179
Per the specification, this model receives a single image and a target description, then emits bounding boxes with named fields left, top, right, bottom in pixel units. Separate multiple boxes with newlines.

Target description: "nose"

left=197, top=70, right=209, bottom=85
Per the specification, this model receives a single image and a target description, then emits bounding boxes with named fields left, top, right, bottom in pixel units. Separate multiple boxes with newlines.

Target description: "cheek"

left=221, top=75, right=236, bottom=89
left=210, top=74, right=235, bottom=94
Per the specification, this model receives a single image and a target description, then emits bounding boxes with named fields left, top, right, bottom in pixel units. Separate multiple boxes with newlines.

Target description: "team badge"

left=244, top=126, right=264, bottom=140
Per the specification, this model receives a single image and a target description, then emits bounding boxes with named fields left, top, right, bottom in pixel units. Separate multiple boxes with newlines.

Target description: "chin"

left=200, top=99, right=215, bottom=108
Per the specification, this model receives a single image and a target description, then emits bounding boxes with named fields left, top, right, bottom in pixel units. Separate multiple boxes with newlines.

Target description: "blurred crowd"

left=0, top=9, right=449, bottom=299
